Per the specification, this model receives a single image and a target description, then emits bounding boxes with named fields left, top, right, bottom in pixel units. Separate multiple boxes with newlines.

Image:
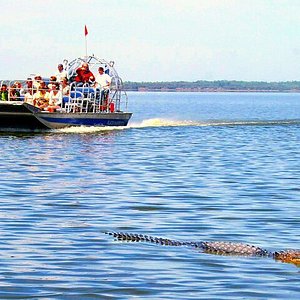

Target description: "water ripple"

left=0, top=93, right=300, bottom=299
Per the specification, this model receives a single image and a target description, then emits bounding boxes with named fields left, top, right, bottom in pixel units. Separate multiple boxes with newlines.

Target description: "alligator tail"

left=105, top=232, right=270, bottom=256
left=105, top=231, right=300, bottom=265
left=105, top=232, right=188, bottom=246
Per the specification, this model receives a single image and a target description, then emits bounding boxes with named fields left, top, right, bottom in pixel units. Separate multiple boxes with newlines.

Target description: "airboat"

left=0, top=55, right=132, bottom=131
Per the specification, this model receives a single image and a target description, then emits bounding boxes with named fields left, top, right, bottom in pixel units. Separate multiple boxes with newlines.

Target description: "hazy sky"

left=1, top=0, right=300, bottom=81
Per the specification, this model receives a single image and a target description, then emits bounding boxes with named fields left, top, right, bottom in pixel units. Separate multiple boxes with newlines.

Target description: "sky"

left=1, top=0, right=300, bottom=82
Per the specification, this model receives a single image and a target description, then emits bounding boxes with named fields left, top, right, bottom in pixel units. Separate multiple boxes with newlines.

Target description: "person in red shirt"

left=75, top=63, right=95, bottom=86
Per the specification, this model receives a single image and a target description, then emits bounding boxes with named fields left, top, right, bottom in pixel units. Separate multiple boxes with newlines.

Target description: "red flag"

left=84, top=25, right=88, bottom=36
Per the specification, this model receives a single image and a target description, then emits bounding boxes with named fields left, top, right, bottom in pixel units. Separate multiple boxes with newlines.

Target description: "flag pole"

left=84, top=25, right=88, bottom=59
left=85, top=36, right=87, bottom=58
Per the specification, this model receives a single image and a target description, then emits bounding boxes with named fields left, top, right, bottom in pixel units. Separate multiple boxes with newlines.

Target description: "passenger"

left=75, top=62, right=95, bottom=86
left=49, top=82, right=62, bottom=106
left=9, top=84, right=21, bottom=101
left=47, top=82, right=62, bottom=112
left=94, top=66, right=111, bottom=103
left=48, top=75, right=57, bottom=90
left=0, top=84, right=8, bottom=101
left=20, top=78, right=34, bottom=95
left=33, top=81, right=50, bottom=109
left=56, top=64, right=68, bottom=82
left=33, top=74, right=42, bottom=90
left=24, top=89, right=34, bottom=105
left=60, top=77, right=70, bottom=95
left=14, top=81, right=22, bottom=93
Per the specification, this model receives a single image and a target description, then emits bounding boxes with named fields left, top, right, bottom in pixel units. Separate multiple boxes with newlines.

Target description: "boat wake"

left=52, top=118, right=300, bottom=134
left=129, top=118, right=300, bottom=128
left=130, top=118, right=198, bottom=127
left=55, top=126, right=127, bottom=134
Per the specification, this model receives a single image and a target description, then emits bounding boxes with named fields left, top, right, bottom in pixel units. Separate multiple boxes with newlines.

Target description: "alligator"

left=106, top=232, right=300, bottom=266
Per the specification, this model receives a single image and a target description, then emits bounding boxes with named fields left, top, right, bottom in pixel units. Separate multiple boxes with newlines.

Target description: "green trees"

left=123, top=80, right=300, bottom=92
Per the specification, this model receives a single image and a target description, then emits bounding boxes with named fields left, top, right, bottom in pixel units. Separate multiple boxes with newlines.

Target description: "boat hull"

left=34, top=111, right=133, bottom=129
left=0, top=102, right=132, bottom=131
left=0, top=102, right=48, bottom=131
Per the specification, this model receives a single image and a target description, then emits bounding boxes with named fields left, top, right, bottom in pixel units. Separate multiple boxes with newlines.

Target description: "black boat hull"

left=0, top=102, right=132, bottom=131
left=0, top=102, right=48, bottom=131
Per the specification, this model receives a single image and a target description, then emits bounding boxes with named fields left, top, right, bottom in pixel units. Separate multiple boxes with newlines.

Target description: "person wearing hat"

left=94, top=66, right=112, bottom=106
left=33, top=81, right=50, bottom=109
left=20, top=78, right=33, bottom=96
left=33, top=75, right=42, bottom=90
left=48, top=75, right=57, bottom=90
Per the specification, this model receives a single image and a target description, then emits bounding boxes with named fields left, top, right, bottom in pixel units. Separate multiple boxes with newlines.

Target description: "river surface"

left=0, top=92, right=299, bottom=299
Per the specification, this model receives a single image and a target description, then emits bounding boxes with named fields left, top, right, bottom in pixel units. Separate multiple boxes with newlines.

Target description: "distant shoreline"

left=124, top=88, right=300, bottom=93
left=123, top=80, right=300, bottom=93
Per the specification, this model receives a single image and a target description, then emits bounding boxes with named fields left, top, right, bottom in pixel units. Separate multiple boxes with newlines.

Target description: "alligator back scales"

left=106, top=232, right=300, bottom=266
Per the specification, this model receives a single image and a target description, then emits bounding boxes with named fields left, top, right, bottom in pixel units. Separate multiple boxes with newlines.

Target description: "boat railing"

left=0, top=79, right=27, bottom=102
left=67, top=83, right=112, bottom=113
left=1, top=79, right=129, bottom=114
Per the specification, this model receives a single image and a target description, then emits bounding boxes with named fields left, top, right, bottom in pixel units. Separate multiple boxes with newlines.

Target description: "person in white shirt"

left=94, top=67, right=112, bottom=105
left=49, top=83, right=62, bottom=106
left=24, top=89, right=34, bottom=105
left=60, top=77, right=70, bottom=96
left=94, top=67, right=111, bottom=89
left=45, top=82, right=62, bottom=112
left=56, top=64, right=68, bottom=82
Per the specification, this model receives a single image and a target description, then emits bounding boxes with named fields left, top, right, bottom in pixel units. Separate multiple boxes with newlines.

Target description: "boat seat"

left=74, top=88, right=98, bottom=103
left=64, top=91, right=90, bottom=113
left=70, top=91, right=84, bottom=98
left=62, top=92, right=82, bottom=106
left=75, top=87, right=96, bottom=94
left=62, top=96, right=70, bottom=106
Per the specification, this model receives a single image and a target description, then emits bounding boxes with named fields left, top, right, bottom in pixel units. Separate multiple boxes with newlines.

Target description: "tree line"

left=123, top=80, right=300, bottom=92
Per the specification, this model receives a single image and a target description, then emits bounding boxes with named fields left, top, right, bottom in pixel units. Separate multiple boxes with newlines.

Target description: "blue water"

left=0, top=92, right=299, bottom=299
